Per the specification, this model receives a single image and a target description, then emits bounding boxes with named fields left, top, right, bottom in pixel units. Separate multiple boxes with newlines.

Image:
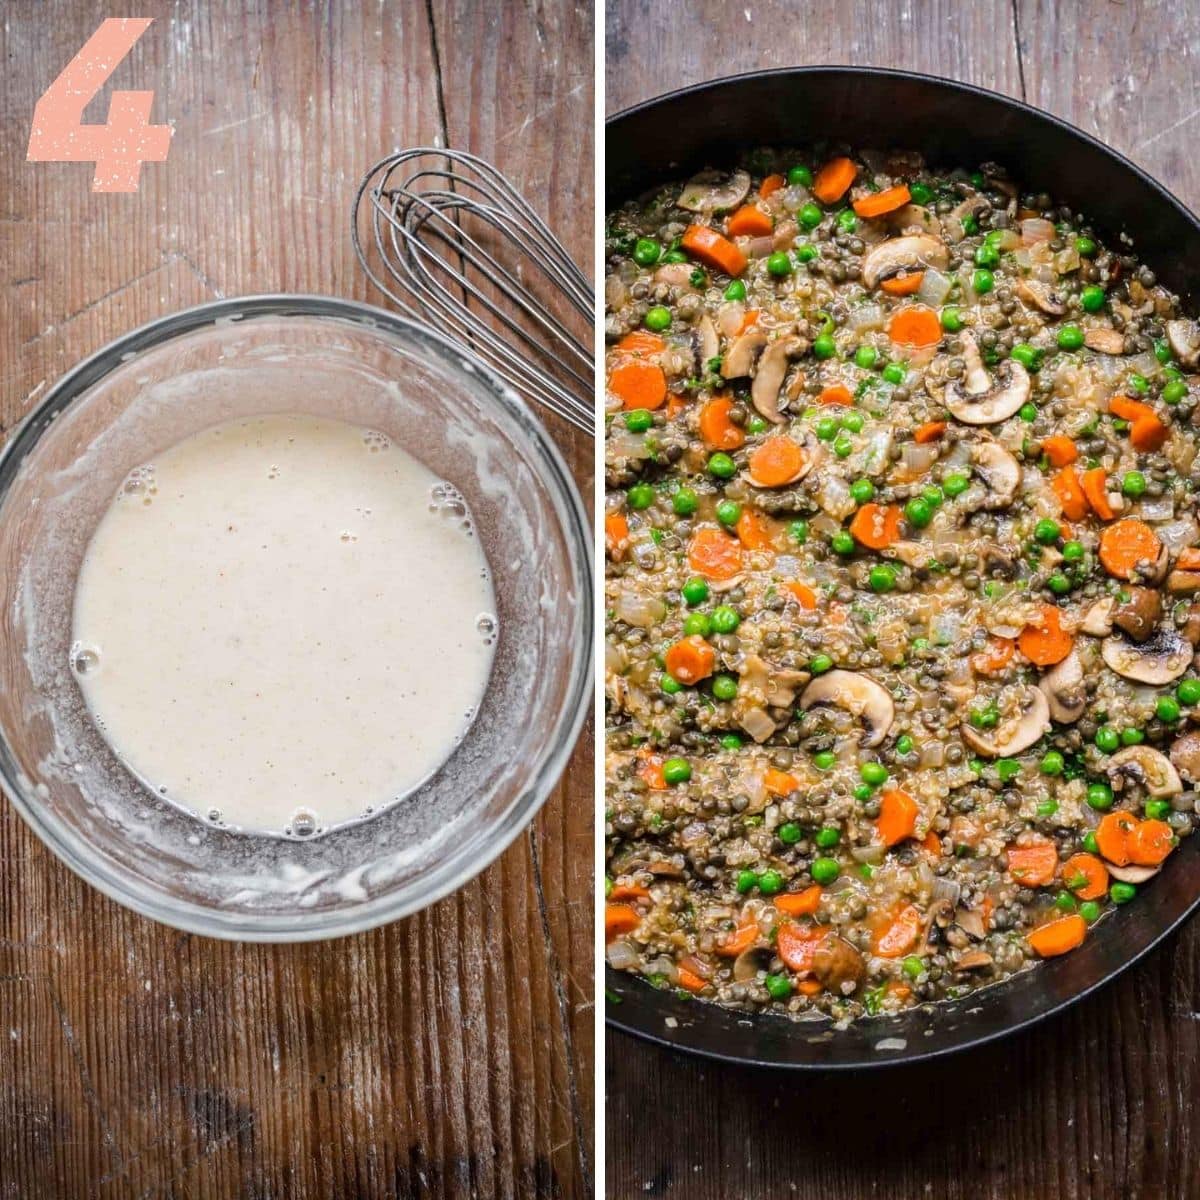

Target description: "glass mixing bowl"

left=0, top=296, right=592, bottom=940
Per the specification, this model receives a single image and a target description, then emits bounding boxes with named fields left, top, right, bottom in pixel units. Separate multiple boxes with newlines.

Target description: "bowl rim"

left=0, top=293, right=593, bottom=942
left=603, top=64, right=1200, bottom=1067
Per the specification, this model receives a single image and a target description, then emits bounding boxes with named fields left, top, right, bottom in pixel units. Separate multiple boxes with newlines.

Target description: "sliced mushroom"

left=1038, top=650, right=1086, bottom=724
left=1166, top=568, right=1200, bottom=594
left=954, top=906, right=988, bottom=941
left=811, top=933, right=865, bottom=991
left=1101, top=626, right=1191, bottom=684
left=1167, top=318, right=1200, bottom=368
left=653, top=262, right=699, bottom=291
left=798, top=669, right=895, bottom=748
left=732, top=945, right=772, bottom=983
left=1016, top=279, right=1065, bottom=316
left=1169, top=730, right=1200, bottom=782
left=1106, top=862, right=1161, bottom=885
left=954, top=950, right=994, bottom=973
left=1081, top=596, right=1115, bottom=637
left=970, top=438, right=1020, bottom=508
left=860, top=234, right=949, bottom=290
left=888, top=204, right=942, bottom=237
left=692, top=315, right=719, bottom=371
left=721, top=328, right=769, bottom=378
left=1182, top=602, right=1200, bottom=645
left=738, top=706, right=777, bottom=744
left=751, top=335, right=807, bottom=424
left=677, top=168, right=751, bottom=214
left=1111, top=587, right=1163, bottom=643
left=945, top=333, right=1031, bottom=425
left=1106, top=745, right=1182, bottom=797
left=1084, top=327, right=1126, bottom=355
left=961, top=687, right=1050, bottom=757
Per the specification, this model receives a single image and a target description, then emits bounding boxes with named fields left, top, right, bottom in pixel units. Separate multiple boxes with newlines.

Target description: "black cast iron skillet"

left=605, top=66, right=1200, bottom=1068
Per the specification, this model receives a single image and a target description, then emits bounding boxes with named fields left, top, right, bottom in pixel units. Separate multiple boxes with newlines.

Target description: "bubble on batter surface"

left=70, top=642, right=101, bottom=676
left=475, top=613, right=498, bottom=646
left=362, top=429, right=392, bottom=454
left=119, top=464, right=157, bottom=503
left=289, top=808, right=318, bottom=838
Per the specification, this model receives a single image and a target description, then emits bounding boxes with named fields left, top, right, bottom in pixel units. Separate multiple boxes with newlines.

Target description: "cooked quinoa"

left=603, top=148, right=1200, bottom=1022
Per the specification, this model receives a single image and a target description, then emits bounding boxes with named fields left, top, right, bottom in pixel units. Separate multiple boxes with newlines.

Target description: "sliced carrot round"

left=735, top=507, right=776, bottom=550
left=1128, top=819, right=1174, bottom=866
left=716, top=919, right=760, bottom=958
left=785, top=581, right=817, bottom=610
left=759, top=173, right=786, bottom=198
left=1081, top=467, right=1115, bottom=521
left=609, top=360, right=667, bottom=411
left=848, top=503, right=903, bottom=550
left=1042, top=435, right=1078, bottom=467
left=1051, top=466, right=1088, bottom=521
left=605, top=902, right=640, bottom=943
left=1095, top=810, right=1138, bottom=866
left=888, top=305, right=942, bottom=348
left=876, top=788, right=918, bottom=847
left=777, top=921, right=830, bottom=972
left=913, top=420, right=946, bottom=443
left=1005, top=836, right=1058, bottom=887
left=818, top=385, right=854, bottom=406
left=616, top=330, right=666, bottom=356
left=726, top=204, right=773, bottom=238
left=1017, top=604, right=1073, bottom=667
left=698, top=395, right=746, bottom=450
left=604, top=512, right=629, bottom=559
left=970, top=636, right=1015, bottom=676
left=748, top=436, right=807, bottom=488
left=871, top=904, right=922, bottom=958
left=879, top=270, right=925, bottom=296
left=775, top=886, right=822, bottom=917
left=1061, top=853, right=1109, bottom=901
left=763, top=767, right=798, bottom=796
left=1099, top=519, right=1162, bottom=580
left=812, top=156, right=857, bottom=204
left=681, top=224, right=747, bottom=277
left=852, top=184, right=912, bottom=219
left=1027, top=914, right=1086, bottom=958
left=664, top=635, right=716, bottom=685
left=687, top=526, right=743, bottom=581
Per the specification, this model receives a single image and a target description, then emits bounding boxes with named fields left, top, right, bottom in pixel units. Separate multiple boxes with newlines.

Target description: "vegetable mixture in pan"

left=603, top=148, right=1200, bottom=1022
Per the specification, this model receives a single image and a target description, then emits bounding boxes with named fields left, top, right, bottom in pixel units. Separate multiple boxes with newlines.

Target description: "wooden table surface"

left=605, top=3, right=1200, bottom=1198
left=0, top=4, right=593, bottom=1198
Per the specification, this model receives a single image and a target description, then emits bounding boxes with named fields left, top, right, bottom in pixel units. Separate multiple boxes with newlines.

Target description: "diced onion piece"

left=916, top=266, right=952, bottom=307
left=1020, top=218, right=1055, bottom=245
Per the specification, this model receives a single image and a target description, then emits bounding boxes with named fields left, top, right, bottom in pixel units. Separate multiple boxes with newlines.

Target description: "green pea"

left=1128, top=372, right=1149, bottom=394
left=1010, top=344, right=1042, bottom=371
left=723, top=279, right=747, bottom=301
left=813, top=332, right=837, bottom=360
left=788, top=165, right=814, bottom=187
left=624, top=409, right=653, bottom=433
left=1055, top=890, right=1078, bottom=913
left=1082, top=831, right=1100, bottom=855
left=831, top=530, right=855, bottom=555
left=720, top=733, right=743, bottom=750
left=813, top=750, right=836, bottom=771
left=1057, top=325, right=1084, bottom=351
left=661, top=249, right=687, bottom=264
left=746, top=415, right=769, bottom=434
left=708, top=452, right=736, bottom=479
left=972, top=268, right=994, bottom=294
left=853, top=783, right=873, bottom=802
left=1094, top=726, right=1120, bottom=753
left=627, top=483, right=654, bottom=510
left=1164, top=379, right=1188, bottom=405
left=796, top=243, right=818, bottom=264
left=1075, top=235, right=1097, bottom=258
left=833, top=433, right=854, bottom=458
left=662, top=757, right=691, bottom=784
left=1177, top=678, right=1200, bottom=707
left=711, top=605, right=740, bottom=634
left=660, top=674, right=682, bottom=695
left=799, top=202, right=823, bottom=229
left=1062, top=540, right=1084, bottom=562
left=633, top=237, right=662, bottom=267
left=974, top=242, right=1000, bottom=268
left=789, top=519, right=809, bottom=544
left=1121, top=470, right=1146, bottom=497
left=815, top=415, right=840, bottom=441
left=943, top=472, right=970, bottom=497
left=809, top=653, right=833, bottom=675
left=1034, top=518, right=1061, bottom=545
left=896, top=734, right=914, bottom=755
left=707, top=673, right=736, bottom=702
left=835, top=209, right=856, bottom=233
left=1157, top=695, right=1181, bottom=723
left=1080, top=284, right=1106, bottom=312
left=855, top=345, right=878, bottom=369
left=869, top=564, right=896, bottom=593
left=922, top=485, right=945, bottom=507
left=682, top=613, right=711, bottom=637
left=758, top=869, right=783, bottom=895
left=1047, top=573, right=1071, bottom=596
left=779, top=822, right=802, bottom=845
left=841, top=410, right=865, bottom=433
left=1144, top=798, right=1172, bottom=821
left=901, top=956, right=925, bottom=980
left=644, top=305, right=672, bottom=332
left=904, top=497, right=933, bottom=529
left=1037, top=798, right=1059, bottom=817
left=1086, top=782, right=1114, bottom=810
left=910, top=182, right=933, bottom=205
left=850, top=479, right=875, bottom=504
left=860, top=761, right=888, bottom=786
left=682, top=577, right=709, bottom=606
left=811, top=857, right=840, bottom=885
left=1110, top=882, right=1136, bottom=905
left=815, top=826, right=840, bottom=849
left=882, top=362, right=906, bottom=385
left=736, top=869, right=759, bottom=894
left=672, top=487, right=699, bottom=516
left=941, top=306, right=964, bottom=332
left=961, top=214, right=979, bottom=236
left=715, top=499, right=741, bottom=526
left=997, top=758, right=1022, bottom=782
left=766, top=250, right=793, bottom=277
left=1080, top=900, right=1101, bottom=923
left=765, top=972, right=792, bottom=999
left=1016, top=402, right=1037, bottom=423
left=1121, top=727, right=1144, bottom=746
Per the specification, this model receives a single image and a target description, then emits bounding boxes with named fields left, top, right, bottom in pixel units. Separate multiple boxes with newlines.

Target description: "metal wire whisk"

left=351, top=147, right=594, bottom=435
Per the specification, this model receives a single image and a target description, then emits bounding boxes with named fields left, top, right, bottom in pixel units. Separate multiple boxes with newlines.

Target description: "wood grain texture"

left=0, top=3, right=593, bottom=1198
left=605, top=2, right=1200, bottom=1198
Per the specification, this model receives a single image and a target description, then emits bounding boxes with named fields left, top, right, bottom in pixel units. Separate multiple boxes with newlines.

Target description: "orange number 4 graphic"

left=27, top=17, right=172, bottom=193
